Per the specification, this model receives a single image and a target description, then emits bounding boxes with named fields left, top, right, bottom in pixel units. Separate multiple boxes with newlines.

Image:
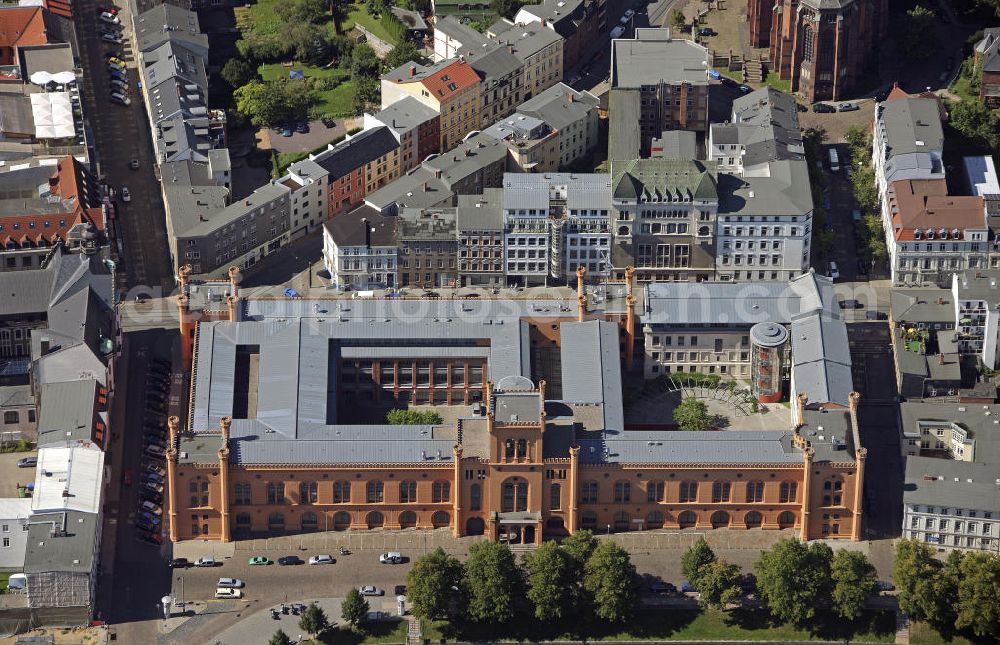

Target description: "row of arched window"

left=234, top=510, right=451, bottom=531
left=582, top=480, right=799, bottom=504
left=577, top=510, right=797, bottom=531
left=232, top=481, right=451, bottom=505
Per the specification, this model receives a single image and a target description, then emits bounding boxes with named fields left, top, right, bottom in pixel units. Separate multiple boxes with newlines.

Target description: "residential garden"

left=223, top=0, right=428, bottom=128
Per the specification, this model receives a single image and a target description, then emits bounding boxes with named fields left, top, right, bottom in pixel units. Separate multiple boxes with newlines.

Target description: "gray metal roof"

left=954, top=269, right=1000, bottom=301
left=904, top=456, right=1000, bottom=511
left=23, top=511, right=98, bottom=574
left=611, top=29, right=709, bottom=88
left=456, top=191, right=503, bottom=231
left=609, top=89, right=641, bottom=161
left=501, top=173, right=611, bottom=213
left=192, top=298, right=580, bottom=441
left=369, top=97, right=440, bottom=135
left=582, top=430, right=801, bottom=464
left=517, top=83, right=600, bottom=132
left=493, top=392, right=541, bottom=423
left=560, top=320, right=624, bottom=430
left=717, top=163, right=813, bottom=217
left=653, top=130, right=698, bottom=159
left=37, top=380, right=97, bottom=447
left=643, top=271, right=836, bottom=326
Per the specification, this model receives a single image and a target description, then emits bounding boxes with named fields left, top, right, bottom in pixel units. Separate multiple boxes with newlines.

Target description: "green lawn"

left=763, top=72, right=792, bottom=94
left=245, top=0, right=284, bottom=36
left=0, top=572, right=10, bottom=593
left=425, top=608, right=895, bottom=642
left=909, top=621, right=979, bottom=645
left=258, top=64, right=357, bottom=118
left=342, top=5, right=399, bottom=45
left=309, top=618, right=440, bottom=644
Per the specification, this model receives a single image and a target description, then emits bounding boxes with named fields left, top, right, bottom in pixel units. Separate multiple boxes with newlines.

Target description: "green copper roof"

left=611, top=159, right=718, bottom=202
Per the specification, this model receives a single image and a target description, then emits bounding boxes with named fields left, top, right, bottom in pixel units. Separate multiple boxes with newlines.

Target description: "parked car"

left=280, top=127, right=292, bottom=137
left=130, top=158, right=140, bottom=169
left=141, top=500, right=162, bottom=515
left=138, top=511, right=161, bottom=526
left=295, top=122, right=308, bottom=133
left=120, top=186, right=131, bottom=202
left=876, top=580, right=895, bottom=592
left=650, top=581, right=676, bottom=595
left=110, top=92, right=130, bottom=106
left=142, top=481, right=164, bottom=495
left=139, top=489, right=163, bottom=504
left=359, top=585, right=384, bottom=596
left=278, top=555, right=304, bottom=566
left=135, top=518, right=158, bottom=532
left=107, top=61, right=125, bottom=72
left=143, top=471, right=165, bottom=484
left=837, top=102, right=860, bottom=112
left=122, top=469, right=132, bottom=486
left=813, top=102, right=836, bottom=113
left=99, top=11, right=120, bottom=24
left=217, top=577, right=244, bottom=588
left=144, top=444, right=165, bottom=458
left=135, top=531, right=162, bottom=546
left=379, top=551, right=403, bottom=564
left=248, top=556, right=271, bottom=566
left=215, top=587, right=243, bottom=599
left=321, top=117, right=336, bottom=128
left=681, top=581, right=698, bottom=593
left=308, top=554, right=335, bottom=565
left=107, top=56, right=125, bottom=66
left=216, top=588, right=243, bottom=599
left=168, top=558, right=190, bottom=569
left=101, top=32, right=122, bottom=44
left=16, top=457, right=37, bottom=468
left=394, top=585, right=407, bottom=596
left=698, top=27, right=715, bottom=36
left=738, top=84, right=752, bottom=94
left=194, top=556, right=217, bottom=567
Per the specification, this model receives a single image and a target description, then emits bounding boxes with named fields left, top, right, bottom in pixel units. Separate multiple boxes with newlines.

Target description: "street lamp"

left=607, top=524, right=611, bottom=536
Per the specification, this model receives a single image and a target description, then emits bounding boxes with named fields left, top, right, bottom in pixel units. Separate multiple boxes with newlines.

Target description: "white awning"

left=30, top=92, right=76, bottom=139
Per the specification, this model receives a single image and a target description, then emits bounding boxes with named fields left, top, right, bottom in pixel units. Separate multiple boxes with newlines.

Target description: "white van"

left=828, top=261, right=840, bottom=280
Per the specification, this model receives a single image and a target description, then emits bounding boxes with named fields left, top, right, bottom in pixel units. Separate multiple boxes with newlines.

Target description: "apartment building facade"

left=951, top=270, right=1000, bottom=369
left=364, top=97, right=441, bottom=173
left=515, top=0, right=605, bottom=72
left=610, top=29, right=709, bottom=158
left=456, top=192, right=505, bottom=286
left=611, top=158, right=718, bottom=282
left=322, top=206, right=398, bottom=289
left=382, top=58, right=482, bottom=151
left=302, top=127, right=401, bottom=218
left=398, top=207, right=459, bottom=288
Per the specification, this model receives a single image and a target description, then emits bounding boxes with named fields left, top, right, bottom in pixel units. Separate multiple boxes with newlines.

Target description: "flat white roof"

left=964, top=155, right=1000, bottom=197
left=31, top=445, right=104, bottom=515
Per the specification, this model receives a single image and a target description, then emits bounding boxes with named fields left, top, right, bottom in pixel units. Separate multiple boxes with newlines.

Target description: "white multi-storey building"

left=952, top=270, right=1000, bottom=368
left=709, top=88, right=812, bottom=281
left=501, top=173, right=612, bottom=285
left=322, top=207, right=398, bottom=289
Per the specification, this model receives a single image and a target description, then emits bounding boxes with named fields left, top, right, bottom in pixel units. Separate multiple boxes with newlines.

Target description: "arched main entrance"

left=431, top=511, right=450, bottom=528
left=333, top=511, right=351, bottom=530
left=711, top=511, right=730, bottom=528
left=745, top=511, right=763, bottom=528
left=366, top=511, right=385, bottom=529
left=678, top=510, right=697, bottom=528
left=466, top=517, right=485, bottom=535
left=399, top=511, right=417, bottom=528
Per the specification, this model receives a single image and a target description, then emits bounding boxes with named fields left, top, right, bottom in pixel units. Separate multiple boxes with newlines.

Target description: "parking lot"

left=0, top=452, right=36, bottom=498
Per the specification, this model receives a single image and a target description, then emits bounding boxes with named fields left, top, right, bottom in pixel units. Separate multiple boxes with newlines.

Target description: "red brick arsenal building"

left=748, top=0, right=888, bottom=102
left=164, top=267, right=867, bottom=545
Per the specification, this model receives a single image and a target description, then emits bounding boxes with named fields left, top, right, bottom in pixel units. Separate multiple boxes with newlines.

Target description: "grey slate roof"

left=517, top=83, right=599, bottom=132
left=790, top=312, right=853, bottom=407
left=324, top=205, right=398, bottom=247
left=36, top=379, right=97, bottom=447
left=904, top=457, right=1000, bottom=511
left=369, top=97, right=439, bottom=135
left=609, top=88, right=641, bottom=160
left=877, top=96, right=945, bottom=157
left=312, top=127, right=399, bottom=178
left=133, top=3, right=208, bottom=55
left=722, top=87, right=804, bottom=166
left=890, top=288, right=954, bottom=324
left=975, top=28, right=1000, bottom=73
left=611, top=28, right=709, bottom=88
left=489, top=20, right=563, bottom=61
left=176, top=182, right=288, bottom=239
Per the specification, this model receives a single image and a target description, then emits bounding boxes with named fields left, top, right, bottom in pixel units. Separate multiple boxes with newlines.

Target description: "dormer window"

left=927, top=230, right=934, bottom=239
left=914, top=229, right=922, bottom=239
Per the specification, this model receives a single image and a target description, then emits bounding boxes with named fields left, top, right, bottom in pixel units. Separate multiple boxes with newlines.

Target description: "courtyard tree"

left=894, top=538, right=957, bottom=629
left=831, top=550, right=877, bottom=620
left=754, top=538, right=833, bottom=624
left=341, top=588, right=370, bottom=627
left=583, top=541, right=637, bottom=623
left=562, top=529, right=598, bottom=571
left=463, top=541, right=520, bottom=624
left=386, top=409, right=443, bottom=425
left=681, top=537, right=717, bottom=588
left=268, top=629, right=292, bottom=645
left=950, top=98, right=1000, bottom=154
left=221, top=59, right=257, bottom=88
left=384, top=41, right=422, bottom=72
left=673, top=397, right=712, bottom=432
left=491, top=0, right=524, bottom=19
left=696, top=560, right=743, bottom=609
left=956, top=551, right=1000, bottom=639
left=898, top=5, right=938, bottom=60
left=671, top=9, right=685, bottom=30
left=524, top=541, right=575, bottom=621
left=298, top=602, right=329, bottom=637
left=406, top=547, right=464, bottom=621
left=351, top=44, right=382, bottom=77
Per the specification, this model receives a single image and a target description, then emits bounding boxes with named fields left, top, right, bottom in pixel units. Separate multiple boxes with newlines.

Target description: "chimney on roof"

left=508, top=45, right=514, bottom=54
left=434, top=169, right=442, bottom=178
left=422, top=182, right=428, bottom=192
left=408, top=65, right=416, bottom=77
left=362, top=217, right=371, bottom=247
left=568, top=93, right=574, bottom=103
left=939, top=353, right=945, bottom=365
left=464, top=148, right=472, bottom=157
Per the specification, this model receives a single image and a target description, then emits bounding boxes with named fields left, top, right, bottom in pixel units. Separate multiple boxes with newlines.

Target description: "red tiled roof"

left=41, top=0, right=72, bottom=20
left=420, top=59, right=479, bottom=102
left=889, top=178, right=985, bottom=241
left=0, top=7, right=49, bottom=64
left=0, top=156, right=104, bottom=249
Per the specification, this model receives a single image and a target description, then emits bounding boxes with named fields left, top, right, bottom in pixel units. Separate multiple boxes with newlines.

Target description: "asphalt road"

left=78, top=0, right=174, bottom=291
